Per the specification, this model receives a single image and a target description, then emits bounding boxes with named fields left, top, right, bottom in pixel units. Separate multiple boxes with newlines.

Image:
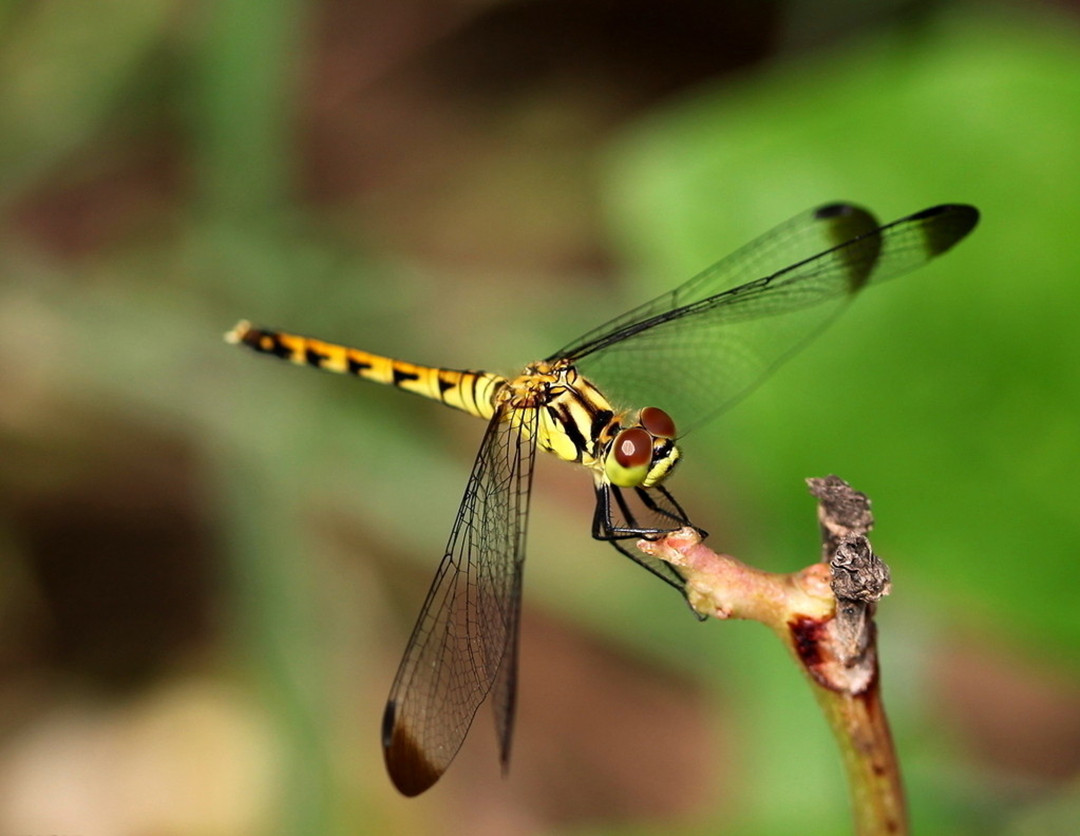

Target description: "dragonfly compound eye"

left=614, top=428, right=651, bottom=468
left=639, top=406, right=676, bottom=439
left=605, top=427, right=652, bottom=488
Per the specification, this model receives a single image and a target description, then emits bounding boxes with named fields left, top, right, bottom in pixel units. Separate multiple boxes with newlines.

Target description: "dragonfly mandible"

left=227, top=201, right=978, bottom=796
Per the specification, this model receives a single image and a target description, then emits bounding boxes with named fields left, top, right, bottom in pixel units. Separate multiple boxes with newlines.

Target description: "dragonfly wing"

left=558, top=204, right=978, bottom=431
left=382, top=405, right=538, bottom=796
left=551, top=202, right=885, bottom=361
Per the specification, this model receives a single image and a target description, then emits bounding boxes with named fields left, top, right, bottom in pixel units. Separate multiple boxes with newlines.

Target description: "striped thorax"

left=503, top=359, right=681, bottom=489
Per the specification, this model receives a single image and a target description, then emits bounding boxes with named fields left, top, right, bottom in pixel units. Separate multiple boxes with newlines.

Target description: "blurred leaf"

left=190, top=0, right=306, bottom=221
left=1004, top=779, right=1080, bottom=836
left=0, top=0, right=176, bottom=202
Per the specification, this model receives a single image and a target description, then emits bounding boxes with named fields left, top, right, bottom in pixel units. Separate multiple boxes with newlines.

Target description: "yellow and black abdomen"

left=227, top=321, right=503, bottom=420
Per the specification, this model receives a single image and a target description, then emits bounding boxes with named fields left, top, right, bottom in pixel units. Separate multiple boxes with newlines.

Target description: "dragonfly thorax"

left=504, top=361, right=680, bottom=489
left=503, top=359, right=612, bottom=465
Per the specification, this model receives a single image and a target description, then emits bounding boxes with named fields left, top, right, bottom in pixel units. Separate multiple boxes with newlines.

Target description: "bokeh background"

left=2, top=1, right=1079, bottom=834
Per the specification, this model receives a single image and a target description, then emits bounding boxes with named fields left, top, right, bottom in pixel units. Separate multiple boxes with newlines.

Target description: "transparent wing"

left=381, top=405, right=538, bottom=796
left=551, top=203, right=979, bottom=431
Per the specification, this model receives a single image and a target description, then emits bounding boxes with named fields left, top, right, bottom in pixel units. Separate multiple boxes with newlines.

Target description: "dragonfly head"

left=603, top=406, right=681, bottom=489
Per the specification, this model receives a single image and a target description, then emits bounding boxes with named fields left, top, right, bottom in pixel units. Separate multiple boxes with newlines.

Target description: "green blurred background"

left=1, top=1, right=1078, bottom=834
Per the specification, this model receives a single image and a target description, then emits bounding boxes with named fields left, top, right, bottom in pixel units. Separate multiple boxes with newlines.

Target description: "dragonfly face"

left=228, top=200, right=979, bottom=796
left=601, top=406, right=681, bottom=489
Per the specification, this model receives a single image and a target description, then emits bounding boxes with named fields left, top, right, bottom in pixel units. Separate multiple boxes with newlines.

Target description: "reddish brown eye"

left=614, top=428, right=652, bottom=468
left=640, top=406, right=676, bottom=439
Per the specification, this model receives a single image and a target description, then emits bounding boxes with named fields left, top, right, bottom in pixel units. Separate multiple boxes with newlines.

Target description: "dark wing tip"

left=382, top=699, right=443, bottom=797
left=815, top=202, right=979, bottom=291
left=811, top=203, right=882, bottom=291
left=909, top=204, right=980, bottom=255
left=814, top=201, right=881, bottom=254
left=814, top=201, right=864, bottom=220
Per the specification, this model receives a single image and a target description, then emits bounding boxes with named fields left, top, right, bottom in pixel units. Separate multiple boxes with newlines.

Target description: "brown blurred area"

left=3, top=1, right=1080, bottom=834
left=0, top=3, right=776, bottom=832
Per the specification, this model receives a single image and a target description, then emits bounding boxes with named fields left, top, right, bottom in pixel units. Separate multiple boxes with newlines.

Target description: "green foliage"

left=600, top=9, right=1080, bottom=834
left=2, top=1, right=1079, bottom=834
left=605, top=8, right=1080, bottom=653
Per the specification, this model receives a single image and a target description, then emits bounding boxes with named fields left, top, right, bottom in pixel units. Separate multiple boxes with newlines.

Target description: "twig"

left=637, top=475, right=905, bottom=836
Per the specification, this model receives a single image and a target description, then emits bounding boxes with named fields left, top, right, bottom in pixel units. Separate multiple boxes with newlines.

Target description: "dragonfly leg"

left=590, top=492, right=702, bottom=615
left=591, top=483, right=658, bottom=539
left=633, top=484, right=705, bottom=538
left=591, top=482, right=700, bottom=540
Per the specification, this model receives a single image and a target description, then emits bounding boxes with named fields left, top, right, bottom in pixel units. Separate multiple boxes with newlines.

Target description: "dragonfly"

left=227, top=201, right=978, bottom=796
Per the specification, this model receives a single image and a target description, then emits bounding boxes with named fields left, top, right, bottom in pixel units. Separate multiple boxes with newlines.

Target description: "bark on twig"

left=637, top=475, right=905, bottom=836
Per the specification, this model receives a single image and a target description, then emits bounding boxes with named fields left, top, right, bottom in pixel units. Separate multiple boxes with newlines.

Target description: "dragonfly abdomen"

left=227, top=321, right=503, bottom=419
